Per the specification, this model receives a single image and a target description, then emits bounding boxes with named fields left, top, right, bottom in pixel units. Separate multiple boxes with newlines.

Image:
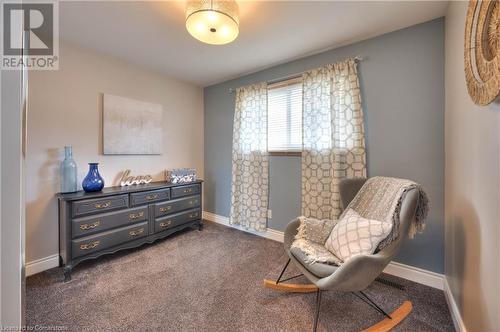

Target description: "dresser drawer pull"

left=94, top=201, right=111, bottom=209
left=183, top=188, right=193, bottom=193
left=129, top=228, right=145, bottom=236
left=145, top=194, right=159, bottom=200
left=159, top=221, right=172, bottom=228
left=189, top=213, right=199, bottom=218
left=79, top=220, right=101, bottom=230
left=80, top=241, right=100, bottom=250
left=159, top=206, right=172, bottom=213
left=129, top=212, right=144, bottom=220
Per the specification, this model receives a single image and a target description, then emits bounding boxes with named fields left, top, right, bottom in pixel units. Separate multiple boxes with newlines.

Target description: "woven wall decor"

left=464, top=0, right=499, bottom=105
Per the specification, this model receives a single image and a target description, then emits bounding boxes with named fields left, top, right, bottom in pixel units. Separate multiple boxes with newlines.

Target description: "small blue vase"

left=82, top=163, right=105, bottom=192
left=60, top=146, right=78, bottom=193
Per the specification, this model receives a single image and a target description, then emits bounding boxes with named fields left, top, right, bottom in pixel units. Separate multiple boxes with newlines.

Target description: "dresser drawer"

left=130, top=189, right=170, bottom=206
left=155, top=195, right=200, bottom=217
left=72, top=206, right=148, bottom=238
left=170, top=184, right=200, bottom=199
left=154, top=209, right=201, bottom=233
left=72, top=195, right=128, bottom=218
left=72, top=222, right=148, bottom=259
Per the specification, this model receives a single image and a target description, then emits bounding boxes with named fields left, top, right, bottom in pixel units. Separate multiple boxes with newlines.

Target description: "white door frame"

left=0, top=10, right=27, bottom=327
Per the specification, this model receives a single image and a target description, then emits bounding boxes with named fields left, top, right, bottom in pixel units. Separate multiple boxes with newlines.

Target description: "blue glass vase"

left=82, top=163, right=105, bottom=192
left=60, top=146, right=78, bottom=193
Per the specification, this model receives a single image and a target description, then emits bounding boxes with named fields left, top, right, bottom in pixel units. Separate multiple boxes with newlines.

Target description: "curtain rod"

left=228, top=55, right=364, bottom=93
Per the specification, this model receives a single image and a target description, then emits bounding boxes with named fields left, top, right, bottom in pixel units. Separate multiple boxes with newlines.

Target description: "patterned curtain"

left=302, top=59, right=366, bottom=220
left=230, top=82, right=269, bottom=231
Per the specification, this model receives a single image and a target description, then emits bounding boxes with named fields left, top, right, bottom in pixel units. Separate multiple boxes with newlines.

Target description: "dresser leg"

left=63, top=266, right=72, bottom=282
left=198, top=220, right=204, bottom=231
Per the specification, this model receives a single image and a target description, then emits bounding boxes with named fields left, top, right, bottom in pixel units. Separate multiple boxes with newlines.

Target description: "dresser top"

left=56, top=180, right=203, bottom=201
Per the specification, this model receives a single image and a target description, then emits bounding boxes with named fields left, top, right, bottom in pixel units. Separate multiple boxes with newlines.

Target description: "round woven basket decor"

left=464, top=0, right=500, bottom=106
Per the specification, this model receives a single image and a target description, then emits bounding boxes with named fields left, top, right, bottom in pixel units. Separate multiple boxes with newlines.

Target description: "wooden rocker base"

left=362, top=300, right=413, bottom=332
left=263, top=279, right=318, bottom=293
left=264, top=278, right=412, bottom=331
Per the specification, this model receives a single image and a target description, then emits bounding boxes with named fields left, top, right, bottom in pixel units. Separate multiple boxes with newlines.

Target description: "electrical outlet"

left=267, top=209, right=272, bottom=219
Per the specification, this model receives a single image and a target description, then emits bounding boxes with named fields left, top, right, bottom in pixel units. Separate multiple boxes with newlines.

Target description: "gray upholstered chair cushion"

left=339, top=178, right=367, bottom=210
left=290, top=241, right=340, bottom=278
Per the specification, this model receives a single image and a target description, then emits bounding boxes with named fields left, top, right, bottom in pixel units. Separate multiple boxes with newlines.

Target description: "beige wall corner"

left=445, top=2, right=500, bottom=331
left=26, top=42, right=204, bottom=264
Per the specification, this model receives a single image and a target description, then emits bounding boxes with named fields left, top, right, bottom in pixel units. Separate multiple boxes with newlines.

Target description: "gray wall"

left=268, top=156, right=302, bottom=231
left=204, top=18, right=444, bottom=273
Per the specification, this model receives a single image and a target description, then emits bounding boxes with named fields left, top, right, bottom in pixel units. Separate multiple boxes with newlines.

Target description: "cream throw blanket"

left=342, top=176, right=429, bottom=250
left=291, top=176, right=429, bottom=264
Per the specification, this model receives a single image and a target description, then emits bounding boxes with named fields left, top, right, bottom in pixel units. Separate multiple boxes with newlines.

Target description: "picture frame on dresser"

left=57, top=180, right=203, bottom=281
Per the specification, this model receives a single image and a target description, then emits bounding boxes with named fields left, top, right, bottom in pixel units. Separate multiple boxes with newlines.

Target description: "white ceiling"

left=60, top=1, right=448, bottom=87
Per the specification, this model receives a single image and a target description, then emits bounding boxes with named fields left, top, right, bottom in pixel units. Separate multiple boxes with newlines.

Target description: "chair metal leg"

left=357, top=291, right=392, bottom=319
left=279, top=274, right=303, bottom=283
left=276, top=258, right=290, bottom=284
left=313, top=289, right=322, bottom=332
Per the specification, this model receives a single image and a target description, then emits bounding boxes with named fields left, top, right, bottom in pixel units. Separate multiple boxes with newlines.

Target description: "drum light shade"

left=186, top=0, right=239, bottom=45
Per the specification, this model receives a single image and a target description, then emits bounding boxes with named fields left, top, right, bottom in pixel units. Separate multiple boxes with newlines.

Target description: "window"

left=267, top=78, right=302, bottom=154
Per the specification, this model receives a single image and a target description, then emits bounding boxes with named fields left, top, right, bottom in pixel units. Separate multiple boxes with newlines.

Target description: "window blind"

left=267, top=81, right=302, bottom=152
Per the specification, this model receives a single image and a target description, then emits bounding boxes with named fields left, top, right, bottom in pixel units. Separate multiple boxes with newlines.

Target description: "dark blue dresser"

left=57, top=181, right=203, bottom=281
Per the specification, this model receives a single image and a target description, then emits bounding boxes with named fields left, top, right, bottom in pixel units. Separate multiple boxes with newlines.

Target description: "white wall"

left=26, top=43, right=204, bottom=265
left=445, top=2, right=500, bottom=331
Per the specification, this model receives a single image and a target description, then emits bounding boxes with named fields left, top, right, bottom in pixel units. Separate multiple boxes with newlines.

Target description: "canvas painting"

left=103, top=94, right=163, bottom=155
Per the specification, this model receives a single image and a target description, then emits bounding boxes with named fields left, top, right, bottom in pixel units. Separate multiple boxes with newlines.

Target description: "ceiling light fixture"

left=186, top=0, right=239, bottom=45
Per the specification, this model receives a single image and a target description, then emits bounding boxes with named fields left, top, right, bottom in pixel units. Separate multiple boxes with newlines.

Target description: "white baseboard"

left=444, top=277, right=467, bottom=332
left=203, top=211, right=444, bottom=290
left=203, top=211, right=284, bottom=242
left=27, top=213, right=446, bottom=292
left=25, top=213, right=285, bottom=277
left=382, top=261, right=443, bottom=290
left=26, top=254, right=59, bottom=277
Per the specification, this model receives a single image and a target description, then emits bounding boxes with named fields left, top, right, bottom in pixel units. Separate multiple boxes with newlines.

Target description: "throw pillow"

left=324, top=208, right=392, bottom=262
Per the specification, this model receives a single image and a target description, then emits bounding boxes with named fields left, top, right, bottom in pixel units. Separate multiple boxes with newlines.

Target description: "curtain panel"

left=230, top=82, right=269, bottom=231
left=302, top=59, right=366, bottom=220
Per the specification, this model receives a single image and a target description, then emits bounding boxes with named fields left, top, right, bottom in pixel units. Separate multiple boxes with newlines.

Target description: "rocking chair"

left=264, top=178, right=419, bottom=331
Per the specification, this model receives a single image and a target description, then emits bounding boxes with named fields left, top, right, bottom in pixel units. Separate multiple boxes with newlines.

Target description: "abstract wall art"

left=103, top=94, right=163, bottom=155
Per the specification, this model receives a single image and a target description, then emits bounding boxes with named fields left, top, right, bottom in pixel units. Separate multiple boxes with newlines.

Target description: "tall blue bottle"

left=82, top=163, right=105, bottom=192
left=60, top=146, right=78, bottom=193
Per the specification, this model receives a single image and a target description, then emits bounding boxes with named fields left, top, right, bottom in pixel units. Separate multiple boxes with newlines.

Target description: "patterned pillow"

left=295, top=216, right=337, bottom=244
left=324, top=208, right=392, bottom=262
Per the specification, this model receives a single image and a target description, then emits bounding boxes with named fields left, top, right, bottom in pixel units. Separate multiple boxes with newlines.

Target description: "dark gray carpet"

left=27, top=222, right=454, bottom=331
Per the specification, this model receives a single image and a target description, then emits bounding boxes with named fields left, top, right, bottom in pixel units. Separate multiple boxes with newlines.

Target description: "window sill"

left=269, top=151, right=302, bottom=157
